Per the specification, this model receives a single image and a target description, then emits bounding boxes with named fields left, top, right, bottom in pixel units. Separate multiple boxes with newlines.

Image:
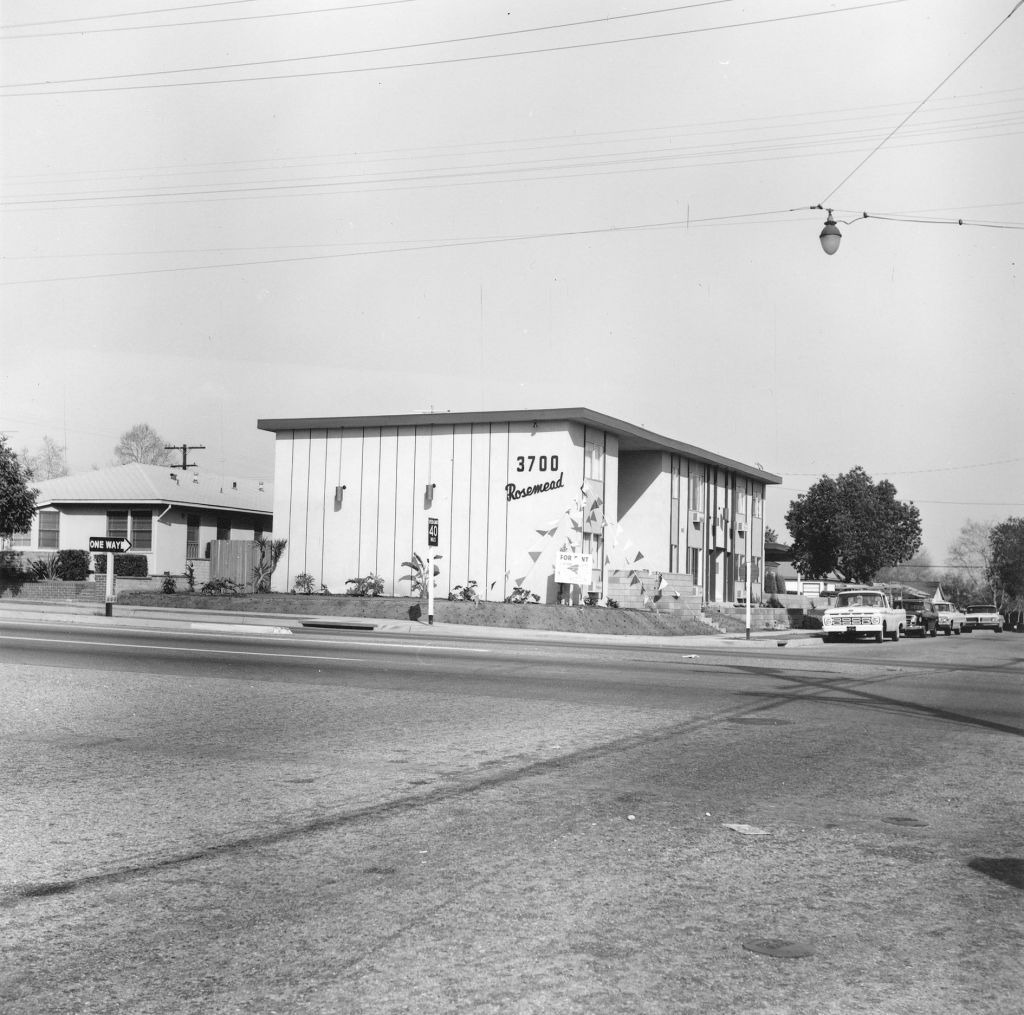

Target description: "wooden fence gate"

left=209, top=540, right=258, bottom=592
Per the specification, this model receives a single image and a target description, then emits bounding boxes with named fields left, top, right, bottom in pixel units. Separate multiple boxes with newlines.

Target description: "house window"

left=753, top=485, right=764, bottom=518
left=253, top=519, right=265, bottom=542
left=186, top=514, right=201, bottom=559
left=11, top=529, right=31, bottom=547
left=131, top=509, right=152, bottom=552
left=107, top=511, right=129, bottom=541
left=217, top=516, right=231, bottom=542
left=39, top=511, right=60, bottom=549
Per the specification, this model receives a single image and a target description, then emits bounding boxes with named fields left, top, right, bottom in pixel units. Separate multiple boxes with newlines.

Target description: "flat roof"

left=257, top=407, right=781, bottom=485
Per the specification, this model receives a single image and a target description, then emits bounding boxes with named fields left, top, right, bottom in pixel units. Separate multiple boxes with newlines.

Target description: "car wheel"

left=943, top=627, right=951, bottom=636
left=876, top=626, right=885, bottom=643
left=890, top=625, right=900, bottom=641
left=954, top=626, right=961, bottom=635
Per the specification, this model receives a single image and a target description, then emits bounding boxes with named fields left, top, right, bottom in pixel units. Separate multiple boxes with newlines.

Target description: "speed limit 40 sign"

left=427, top=517, right=439, bottom=547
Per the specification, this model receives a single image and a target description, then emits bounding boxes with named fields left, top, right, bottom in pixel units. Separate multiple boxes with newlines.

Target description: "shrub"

left=57, top=549, right=91, bottom=581
left=293, top=572, right=315, bottom=594
left=606, top=598, right=619, bottom=609
left=30, top=554, right=62, bottom=580
left=200, top=577, right=243, bottom=596
left=94, top=553, right=148, bottom=577
left=162, top=575, right=177, bottom=593
left=449, top=580, right=479, bottom=602
left=345, top=573, right=384, bottom=597
left=400, top=552, right=441, bottom=595
left=185, top=561, right=196, bottom=592
left=505, top=586, right=540, bottom=604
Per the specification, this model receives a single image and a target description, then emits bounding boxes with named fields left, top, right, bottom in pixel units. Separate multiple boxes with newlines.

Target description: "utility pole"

left=164, top=444, right=205, bottom=470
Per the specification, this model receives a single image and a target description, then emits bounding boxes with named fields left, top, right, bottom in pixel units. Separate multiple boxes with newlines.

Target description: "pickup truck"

left=963, top=604, right=1003, bottom=633
left=897, top=598, right=939, bottom=637
left=821, top=588, right=906, bottom=643
left=932, top=601, right=965, bottom=635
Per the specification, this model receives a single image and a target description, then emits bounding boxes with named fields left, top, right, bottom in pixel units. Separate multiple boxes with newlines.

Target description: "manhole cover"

left=741, top=937, right=814, bottom=958
left=883, top=816, right=927, bottom=827
left=727, top=717, right=792, bottom=726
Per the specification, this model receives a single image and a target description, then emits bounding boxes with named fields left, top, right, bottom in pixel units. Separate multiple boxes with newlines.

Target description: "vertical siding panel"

left=466, top=424, right=491, bottom=594
left=305, top=429, right=328, bottom=588
left=285, top=431, right=311, bottom=590
left=335, top=429, right=364, bottom=589
left=448, top=424, right=472, bottom=590
left=320, top=428, right=345, bottom=593
left=485, top=423, right=510, bottom=602
left=271, top=431, right=295, bottom=591
left=358, top=427, right=382, bottom=580
left=427, top=424, right=454, bottom=597
left=376, top=427, right=399, bottom=595
left=393, top=426, right=418, bottom=594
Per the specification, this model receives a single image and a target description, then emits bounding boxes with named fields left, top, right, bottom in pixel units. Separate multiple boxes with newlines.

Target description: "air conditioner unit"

left=690, top=511, right=703, bottom=526
left=736, top=519, right=747, bottom=534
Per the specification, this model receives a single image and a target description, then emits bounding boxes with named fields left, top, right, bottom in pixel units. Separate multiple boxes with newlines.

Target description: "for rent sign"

left=555, top=547, right=593, bottom=589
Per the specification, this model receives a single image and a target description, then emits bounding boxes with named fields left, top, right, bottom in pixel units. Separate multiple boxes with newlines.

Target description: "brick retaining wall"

left=0, top=578, right=109, bottom=603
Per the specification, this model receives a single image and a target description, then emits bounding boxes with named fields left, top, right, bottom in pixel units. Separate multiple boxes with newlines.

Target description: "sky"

left=2, top=0, right=1022, bottom=567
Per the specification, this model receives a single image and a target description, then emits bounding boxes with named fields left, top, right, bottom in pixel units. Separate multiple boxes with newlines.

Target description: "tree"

left=784, top=466, right=922, bottom=584
left=947, top=519, right=993, bottom=591
left=0, top=436, right=39, bottom=540
left=987, top=517, right=1024, bottom=609
left=765, top=526, right=779, bottom=544
left=114, top=423, right=171, bottom=465
left=875, top=549, right=934, bottom=588
left=22, top=435, right=69, bottom=481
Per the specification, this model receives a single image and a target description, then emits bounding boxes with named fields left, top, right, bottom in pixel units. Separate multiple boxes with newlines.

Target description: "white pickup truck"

left=933, top=601, right=966, bottom=635
left=821, top=588, right=906, bottom=643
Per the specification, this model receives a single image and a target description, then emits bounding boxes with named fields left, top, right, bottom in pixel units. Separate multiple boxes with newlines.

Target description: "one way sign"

left=89, top=537, right=132, bottom=553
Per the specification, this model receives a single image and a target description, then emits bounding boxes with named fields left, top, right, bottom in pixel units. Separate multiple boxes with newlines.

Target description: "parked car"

left=932, top=601, right=965, bottom=635
left=963, top=605, right=1003, bottom=633
left=898, top=598, right=939, bottom=637
left=821, top=588, right=905, bottom=643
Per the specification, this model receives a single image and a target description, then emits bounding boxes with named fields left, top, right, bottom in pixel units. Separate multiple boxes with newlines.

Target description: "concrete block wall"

left=606, top=569, right=703, bottom=614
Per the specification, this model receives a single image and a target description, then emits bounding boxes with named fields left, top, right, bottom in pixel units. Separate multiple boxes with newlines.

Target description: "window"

left=753, top=484, right=764, bottom=518
left=107, top=510, right=128, bottom=540
left=217, top=516, right=231, bottom=542
left=186, top=514, right=201, bottom=559
left=688, top=463, right=706, bottom=512
left=253, top=519, right=265, bottom=542
left=131, top=509, right=152, bottom=552
left=11, top=529, right=31, bottom=547
left=38, top=511, right=60, bottom=549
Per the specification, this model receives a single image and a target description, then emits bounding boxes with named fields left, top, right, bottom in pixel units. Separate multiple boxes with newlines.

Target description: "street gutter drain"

left=727, top=717, right=793, bottom=726
left=741, top=938, right=814, bottom=959
left=883, top=816, right=928, bottom=827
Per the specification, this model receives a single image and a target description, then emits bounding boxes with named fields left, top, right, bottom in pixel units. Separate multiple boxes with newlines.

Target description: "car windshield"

left=835, top=592, right=883, bottom=608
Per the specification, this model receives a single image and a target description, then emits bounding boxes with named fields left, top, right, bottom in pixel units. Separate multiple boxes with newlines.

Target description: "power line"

left=0, top=0, right=910, bottom=97
left=0, top=208, right=796, bottom=285
left=1, top=0, right=256, bottom=31
left=820, top=0, right=1024, bottom=203
left=0, top=1, right=414, bottom=39
left=2, top=2, right=740, bottom=85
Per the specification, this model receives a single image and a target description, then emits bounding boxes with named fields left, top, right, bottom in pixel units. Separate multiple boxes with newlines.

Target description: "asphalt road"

left=2, top=617, right=1022, bottom=1014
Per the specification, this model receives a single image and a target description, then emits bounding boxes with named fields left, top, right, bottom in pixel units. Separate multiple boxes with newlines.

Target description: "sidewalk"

left=0, top=598, right=820, bottom=649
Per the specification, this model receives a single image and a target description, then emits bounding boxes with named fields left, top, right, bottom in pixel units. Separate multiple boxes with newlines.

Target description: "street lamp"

left=819, top=210, right=841, bottom=255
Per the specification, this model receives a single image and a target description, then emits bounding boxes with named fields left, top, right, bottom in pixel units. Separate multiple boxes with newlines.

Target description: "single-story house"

left=257, top=407, right=781, bottom=605
left=8, top=463, right=273, bottom=577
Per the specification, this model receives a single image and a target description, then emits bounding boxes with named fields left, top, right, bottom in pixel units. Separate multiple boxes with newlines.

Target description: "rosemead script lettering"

left=506, top=472, right=564, bottom=501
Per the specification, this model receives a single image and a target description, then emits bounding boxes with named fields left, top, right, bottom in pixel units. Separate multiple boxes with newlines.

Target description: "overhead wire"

left=0, top=1, right=421, bottom=40
left=819, top=0, right=1024, bottom=203
left=0, top=0, right=910, bottom=97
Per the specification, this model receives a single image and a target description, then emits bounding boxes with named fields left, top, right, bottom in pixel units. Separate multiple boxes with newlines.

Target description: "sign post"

left=427, top=517, right=438, bottom=625
left=89, top=537, right=132, bottom=617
